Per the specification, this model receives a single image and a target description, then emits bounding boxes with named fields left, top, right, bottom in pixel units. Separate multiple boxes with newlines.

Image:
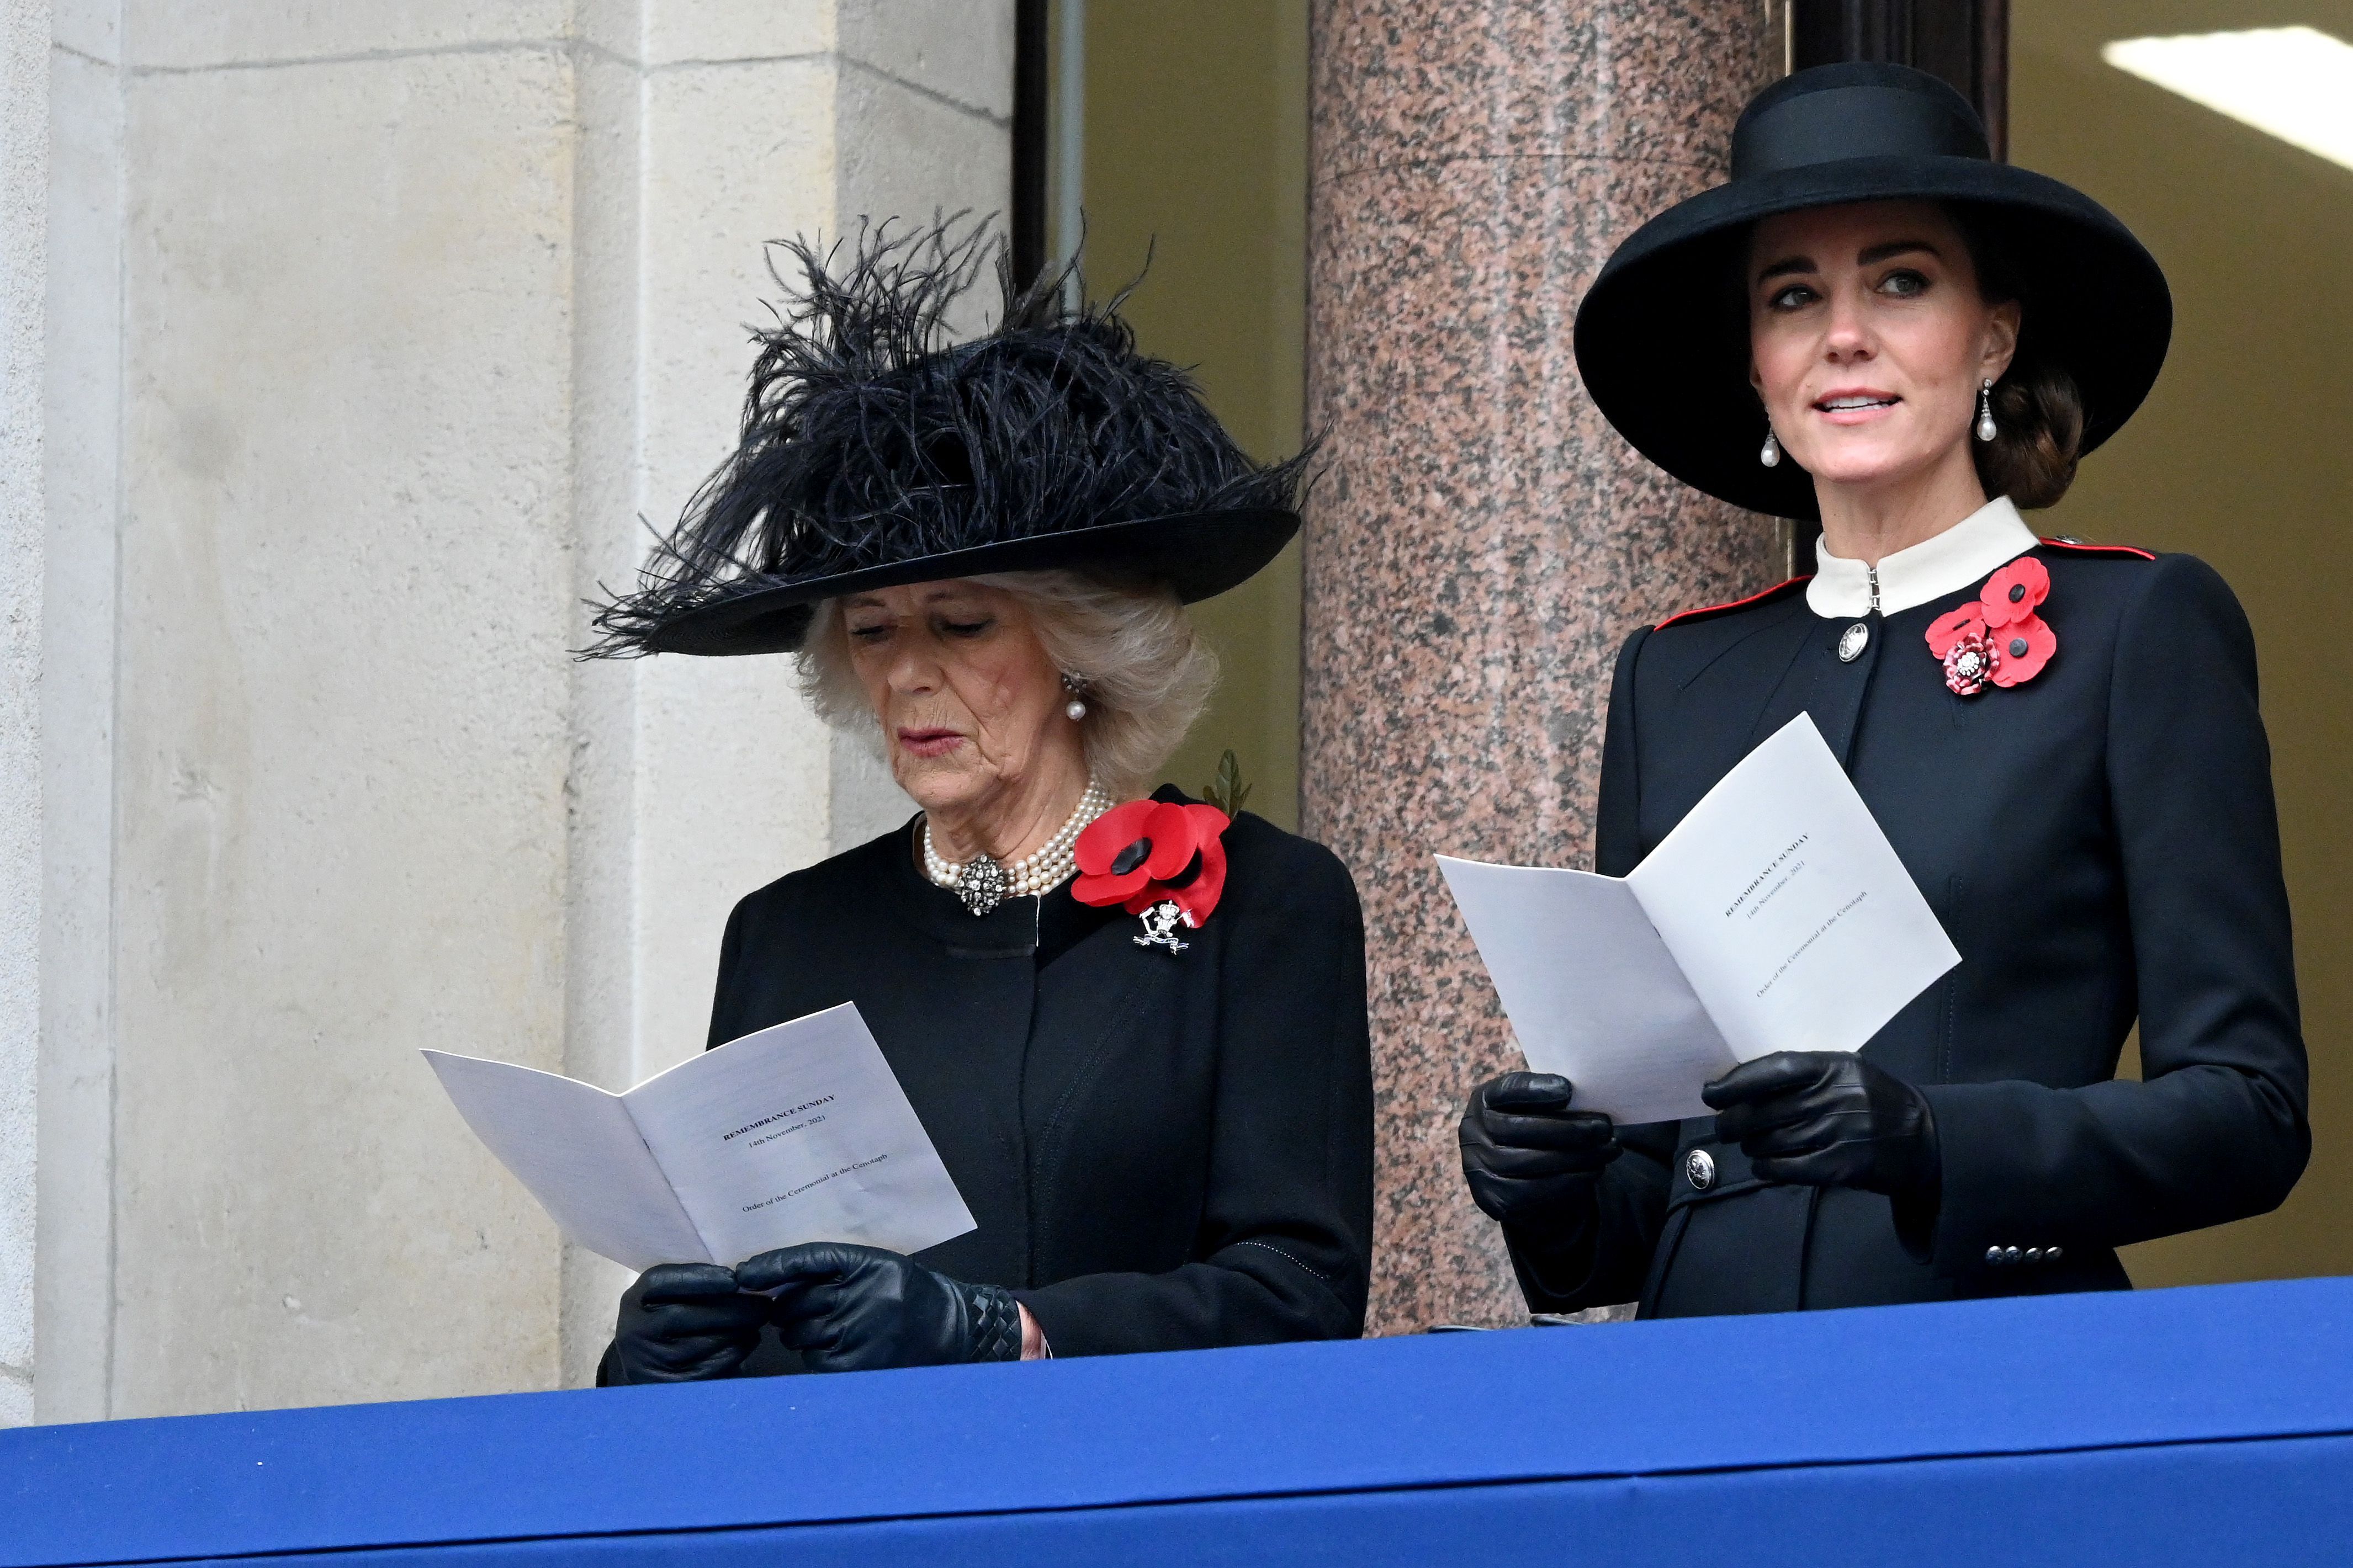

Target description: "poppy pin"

left=1923, top=554, right=2055, bottom=696
left=1074, top=799, right=1232, bottom=953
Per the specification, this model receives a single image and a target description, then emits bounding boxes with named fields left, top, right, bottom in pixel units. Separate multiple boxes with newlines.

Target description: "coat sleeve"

left=1017, top=838, right=1375, bottom=1353
left=1920, top=554, right=2310, bottom=1274
left=1502, top=627, right=1678, bottom=1310
left=703, top=894, right=753, bottom=1050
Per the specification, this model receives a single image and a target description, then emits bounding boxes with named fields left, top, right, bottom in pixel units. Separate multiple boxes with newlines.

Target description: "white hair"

left=797, top=570, right=1217, bottom=798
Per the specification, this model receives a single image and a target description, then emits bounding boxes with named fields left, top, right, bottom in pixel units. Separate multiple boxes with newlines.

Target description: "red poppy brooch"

left=1923, top=555, right=2055, bottom=697
left=1073, top=799, right=1231, bottom=954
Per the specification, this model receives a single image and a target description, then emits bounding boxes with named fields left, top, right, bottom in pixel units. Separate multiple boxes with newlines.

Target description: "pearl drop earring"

left=1976, top=379, right=1997, bottom=443
left=1061, top=671, right=1089, bottom=721
left=1759, top=429, right=1781, bottom=468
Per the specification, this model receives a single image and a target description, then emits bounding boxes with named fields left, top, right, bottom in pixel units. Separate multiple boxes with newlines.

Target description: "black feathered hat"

left=1572, top=62, right=2171, bottom=521
left=585, top=220, right=1306, bottom=656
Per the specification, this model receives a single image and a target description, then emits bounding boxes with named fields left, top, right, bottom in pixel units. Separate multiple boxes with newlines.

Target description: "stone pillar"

left=1302, top=1, right=1783, bottom=1333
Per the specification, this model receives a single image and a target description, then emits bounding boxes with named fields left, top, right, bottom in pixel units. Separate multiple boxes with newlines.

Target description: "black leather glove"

left=734, top=1242, right=1024, bottom=1373
left=1703, top=1051, right=1939, bottom=1200
left=605, top=1263, right=769, bottom=1385
left=1458, top=1072, right=1621, bottom=1229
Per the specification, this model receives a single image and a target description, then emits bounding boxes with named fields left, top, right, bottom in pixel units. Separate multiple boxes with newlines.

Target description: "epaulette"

left=1654, top=574, right=1813, bottom=631
left=2038, top=536, right=2156, bottom=561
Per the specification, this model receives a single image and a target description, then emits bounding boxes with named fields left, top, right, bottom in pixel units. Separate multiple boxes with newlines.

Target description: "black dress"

left=1509, top=535, right=2309, bottom=1317
left=699, top=789, right=1374, bottom=1356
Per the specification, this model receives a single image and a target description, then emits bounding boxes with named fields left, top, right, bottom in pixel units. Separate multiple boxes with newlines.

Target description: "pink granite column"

left=1303, top=2, right=1783, bottom=1333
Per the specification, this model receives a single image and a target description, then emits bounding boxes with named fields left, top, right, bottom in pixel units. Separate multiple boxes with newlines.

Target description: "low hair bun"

left=1976, top=362, right=2086, bottom=511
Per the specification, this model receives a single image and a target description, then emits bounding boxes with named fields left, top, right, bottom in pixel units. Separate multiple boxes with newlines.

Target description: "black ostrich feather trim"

left=581, top=215, right=1312, bottom=658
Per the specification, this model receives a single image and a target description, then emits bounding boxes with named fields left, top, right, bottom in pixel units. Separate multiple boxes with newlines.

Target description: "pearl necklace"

left=923, top=778, right=1114, bottom=917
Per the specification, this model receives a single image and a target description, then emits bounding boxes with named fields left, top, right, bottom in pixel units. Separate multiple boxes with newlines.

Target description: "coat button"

left=2004, top=1246, right=2022, bottom=1264
left=1684, top=1149, right=1716, bottom=1191
left=1985, top=1245, right=2004, bottom=1264
left=2024, top=1247, right=2043, bottom=1262
left=2047, top=1245, right=2064, bottom=1262
left=1838, top=623, right=1869, bottom=661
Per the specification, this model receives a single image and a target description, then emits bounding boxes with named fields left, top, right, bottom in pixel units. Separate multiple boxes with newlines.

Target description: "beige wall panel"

left=631, top=1, right=830, bottom=70
left=834, top=67, right=1015, bottom=248
left=840, top=0, right=1016, bottom=119
left=1080, top=1, right=1310, bottom=823
left=123, top=1, right=569, bottom=68
left=635, top=60, right=835, bottom=522
left=35, top=35, right=124, bottom=1428
left=108, top=50, right=575, bottom=1417
left=50, top=0, right=115, bottom=66
left=0, top=0, right=50, bottom=1427
left=628, top=653, right=833, bottom=1067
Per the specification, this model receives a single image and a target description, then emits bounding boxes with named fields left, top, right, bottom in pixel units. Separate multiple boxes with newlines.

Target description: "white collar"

left=1805, top=496, right=2040, bottom=619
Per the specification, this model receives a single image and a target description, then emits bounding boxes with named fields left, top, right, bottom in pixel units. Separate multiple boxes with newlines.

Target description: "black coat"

left=1509, top=544, right=2309, bottom=1317
left=701, top=794, right=1374, bottom=1356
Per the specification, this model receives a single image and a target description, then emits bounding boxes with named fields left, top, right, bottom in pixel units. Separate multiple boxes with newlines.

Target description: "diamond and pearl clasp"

left=923, top=777, right=1113, bottom=916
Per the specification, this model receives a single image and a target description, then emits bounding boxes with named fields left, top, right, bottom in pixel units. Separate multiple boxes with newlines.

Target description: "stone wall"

left=20, top=0, right=1008, bottom=1423
left=0, top=0, right=50, bottom=1431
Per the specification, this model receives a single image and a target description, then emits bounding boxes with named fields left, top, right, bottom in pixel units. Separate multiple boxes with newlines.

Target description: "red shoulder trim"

left=1655, top=575, right=1813, bottom=631
left=2038, top=537, right=2156, bottom=561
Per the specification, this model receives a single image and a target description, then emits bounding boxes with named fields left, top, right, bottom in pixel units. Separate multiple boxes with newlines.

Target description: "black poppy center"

left=1111, top=838, right=1153, bottom=876
left=2008, top=637, right=2029, bottom=657
left=2008, top=583, right=2027, bottom=603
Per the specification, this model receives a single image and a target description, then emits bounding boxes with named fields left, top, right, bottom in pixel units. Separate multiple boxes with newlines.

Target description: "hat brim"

left=1572, top=155, right=2173, bottom=521
left=636, top=507, right=1301, bottom=655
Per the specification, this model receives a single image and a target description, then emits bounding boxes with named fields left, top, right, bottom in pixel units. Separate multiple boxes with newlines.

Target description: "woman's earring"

left=1759, top=429, right=1781, bottom=468
left=1976, top=379, right=1997, bottom=443
left=1061, top=672, right=1089, bottom=722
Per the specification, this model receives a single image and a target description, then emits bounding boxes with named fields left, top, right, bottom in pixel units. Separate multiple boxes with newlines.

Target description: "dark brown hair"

left=1954, top=206, right=2086, bottom=509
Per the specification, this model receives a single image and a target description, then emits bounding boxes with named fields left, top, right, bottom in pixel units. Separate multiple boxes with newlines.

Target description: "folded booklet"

left=425, top=1003, right=976, bottom=1273
left=1439, top=714, right=1960, bottom=1125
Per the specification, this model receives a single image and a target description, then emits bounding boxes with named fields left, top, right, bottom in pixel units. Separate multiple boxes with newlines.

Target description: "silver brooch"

left=1133, top=899, right=1191, bottom=954
left=955, top=857, right=1007, bottom=917
left=1837, top=622, right=1869, bottom=662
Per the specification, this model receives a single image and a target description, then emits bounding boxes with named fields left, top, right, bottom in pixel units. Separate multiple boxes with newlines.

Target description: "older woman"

left=1458, top=63, right=2307, bottom=1316
left=585, top=225, right=1372, bottom=1377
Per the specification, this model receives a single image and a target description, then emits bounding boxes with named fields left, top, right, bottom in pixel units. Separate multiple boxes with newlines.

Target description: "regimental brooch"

left=1072, top=798, right=1233, bottom=954
left=1925, top=554, right=2056, bottom=697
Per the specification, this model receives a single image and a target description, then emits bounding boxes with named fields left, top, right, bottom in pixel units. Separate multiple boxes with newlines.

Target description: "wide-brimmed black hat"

left=1573, top=62, right=2171, bottom=521
left=584, top=221, right=1306, bottom=656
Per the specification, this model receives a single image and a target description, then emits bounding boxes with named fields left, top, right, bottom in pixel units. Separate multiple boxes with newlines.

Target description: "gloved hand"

left=1702, top=1051, right=1939, bottom=1200
left=735, top=1243, right=1024, bottom=1373
left=1458, top=1072, right=1620, bottom=1230
left=606, top=1263, right=769, bottom=1384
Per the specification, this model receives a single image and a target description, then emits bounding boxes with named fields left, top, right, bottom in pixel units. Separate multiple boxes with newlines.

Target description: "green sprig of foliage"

left=1204, top=748, right=1253, bottom=817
